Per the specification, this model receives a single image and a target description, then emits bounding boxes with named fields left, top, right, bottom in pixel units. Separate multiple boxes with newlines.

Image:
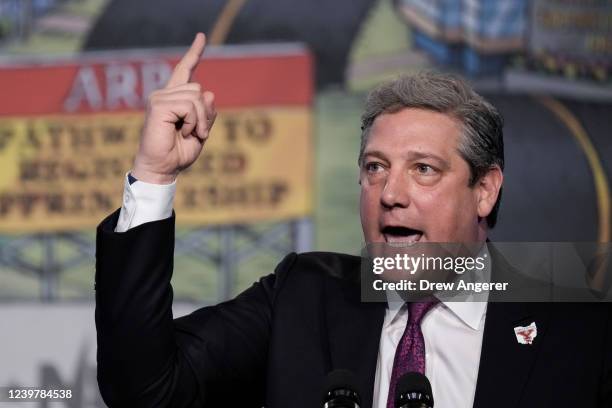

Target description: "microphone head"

left=323, top=369, right=361, bottom=408
left=395, top=372, right=433, bottom=408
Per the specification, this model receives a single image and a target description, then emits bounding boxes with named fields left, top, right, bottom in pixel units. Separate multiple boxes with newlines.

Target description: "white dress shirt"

left=115, top=174, right=176, bottom=232
left=373, top=297, right=487, bottom=408
left=117, top=174, right=488, bottom=408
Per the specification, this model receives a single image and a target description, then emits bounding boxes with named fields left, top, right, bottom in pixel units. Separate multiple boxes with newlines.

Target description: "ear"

left=476, top=165, right=503, bottom=219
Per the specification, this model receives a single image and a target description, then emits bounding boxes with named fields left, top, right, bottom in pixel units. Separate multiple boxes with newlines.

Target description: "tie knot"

left=407, top=298, right=439, bottom=325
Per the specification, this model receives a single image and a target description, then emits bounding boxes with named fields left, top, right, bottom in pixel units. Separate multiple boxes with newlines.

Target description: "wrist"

left=131, top=166, right=177, bottom=185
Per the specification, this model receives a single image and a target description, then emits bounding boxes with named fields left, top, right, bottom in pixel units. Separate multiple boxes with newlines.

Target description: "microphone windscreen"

left=323, top=369, right=361, bottom=406
left=395, top=372, right=433, bottom=408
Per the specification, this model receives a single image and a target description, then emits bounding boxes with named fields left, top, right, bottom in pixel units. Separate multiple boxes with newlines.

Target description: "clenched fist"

left=132, top=33, right=216, bottom=184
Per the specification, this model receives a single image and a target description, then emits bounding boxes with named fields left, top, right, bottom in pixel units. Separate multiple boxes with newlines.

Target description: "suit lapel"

left=473, top=301, right=550, bottom=408
left=324, top=274, right=386, bottom=408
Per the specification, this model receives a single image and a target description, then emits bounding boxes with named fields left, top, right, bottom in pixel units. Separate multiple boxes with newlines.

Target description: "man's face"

left=360, top=107, right=486, bottom=244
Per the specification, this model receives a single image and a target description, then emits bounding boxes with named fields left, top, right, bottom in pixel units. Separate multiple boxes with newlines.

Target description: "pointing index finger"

left=166, top=32, right=206, bottom=88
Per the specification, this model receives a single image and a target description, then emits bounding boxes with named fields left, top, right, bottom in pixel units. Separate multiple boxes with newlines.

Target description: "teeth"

left=387, top=241, right=418, bottom=247
left=383, top=232, right=422, bottom=246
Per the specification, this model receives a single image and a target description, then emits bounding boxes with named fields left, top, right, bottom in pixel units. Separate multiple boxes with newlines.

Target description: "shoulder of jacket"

left=275, top=251, right=361, bottom=282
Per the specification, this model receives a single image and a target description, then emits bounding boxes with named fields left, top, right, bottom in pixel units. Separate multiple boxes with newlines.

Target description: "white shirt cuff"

left=115, top=173, right=176, bottom=232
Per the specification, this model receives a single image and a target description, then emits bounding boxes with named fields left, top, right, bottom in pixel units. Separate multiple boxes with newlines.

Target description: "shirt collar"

left=384, top=244, right=490, bottom=331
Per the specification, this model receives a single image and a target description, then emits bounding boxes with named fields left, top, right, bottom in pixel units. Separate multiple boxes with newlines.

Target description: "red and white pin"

left=514, top=322, right=537, bottom=345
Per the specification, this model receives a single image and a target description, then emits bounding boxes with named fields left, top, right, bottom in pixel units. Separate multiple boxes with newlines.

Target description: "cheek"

left=412, top=191, right=447, bottom=224
left=360, top=179, right=382, bottom=208
left=414, top=186, right=477, bottom=234
left=360, top=185, right=380, bottom=231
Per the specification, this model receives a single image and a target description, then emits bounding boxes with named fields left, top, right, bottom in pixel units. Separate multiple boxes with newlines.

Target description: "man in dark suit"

left=95, top=33, right=612, bottom=407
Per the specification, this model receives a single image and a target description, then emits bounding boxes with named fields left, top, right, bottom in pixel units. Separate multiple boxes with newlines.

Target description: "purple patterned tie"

left=386, top=299, right=439, bottom=408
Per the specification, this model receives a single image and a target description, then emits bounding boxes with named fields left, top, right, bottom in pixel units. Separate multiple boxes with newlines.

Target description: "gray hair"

left=359, top=72, right=504, bottom=228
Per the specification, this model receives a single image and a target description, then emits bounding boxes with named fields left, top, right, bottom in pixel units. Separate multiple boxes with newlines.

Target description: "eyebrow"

left=361, top=150, right=450, bottom=169
left=361, top=150, right=389, bottom=162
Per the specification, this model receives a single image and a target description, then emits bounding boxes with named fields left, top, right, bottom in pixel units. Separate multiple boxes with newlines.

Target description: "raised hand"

left=132, top=32, right=216, bottom=184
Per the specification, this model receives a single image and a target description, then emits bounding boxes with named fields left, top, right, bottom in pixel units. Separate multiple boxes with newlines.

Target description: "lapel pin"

left=514, top=321, right=537, bottom=345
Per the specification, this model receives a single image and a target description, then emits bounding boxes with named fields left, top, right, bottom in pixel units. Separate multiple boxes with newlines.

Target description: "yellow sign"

left=0, top=107, right=312, bottom=232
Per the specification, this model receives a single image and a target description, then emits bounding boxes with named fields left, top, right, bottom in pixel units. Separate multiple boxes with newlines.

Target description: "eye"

left=365, top=162, right=384, bottom=173
left=415, top=163, right=436, bottom=175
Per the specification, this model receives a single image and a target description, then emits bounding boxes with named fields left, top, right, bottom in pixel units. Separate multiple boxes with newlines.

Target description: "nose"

left=381, top=169, right=411, bottom=209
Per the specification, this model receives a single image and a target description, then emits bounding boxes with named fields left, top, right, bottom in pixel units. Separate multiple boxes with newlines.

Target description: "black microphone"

left=394, top=372, right=434, bottom=408
left=323, top=369, right=361, bottom=408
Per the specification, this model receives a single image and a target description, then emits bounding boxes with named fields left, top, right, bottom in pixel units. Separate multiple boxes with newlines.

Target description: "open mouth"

left=381, top=226, right=423, bottom=244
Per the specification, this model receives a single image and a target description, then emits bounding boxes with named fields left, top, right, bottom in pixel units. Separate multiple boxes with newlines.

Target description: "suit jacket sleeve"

left=95, top=209, right=296, bottom=407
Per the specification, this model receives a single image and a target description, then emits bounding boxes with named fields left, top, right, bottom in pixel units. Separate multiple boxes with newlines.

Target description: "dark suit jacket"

left=95, top=210, right=612, bottom=407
